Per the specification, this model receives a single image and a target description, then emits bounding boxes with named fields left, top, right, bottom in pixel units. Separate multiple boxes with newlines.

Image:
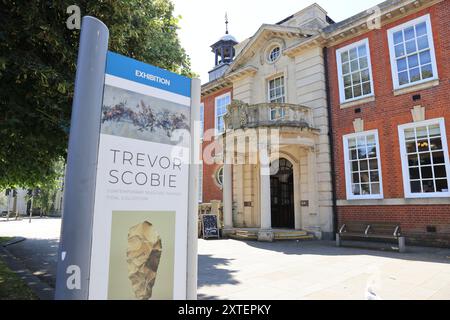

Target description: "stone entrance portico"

left=201, top=4, right=335, bottom=241
left=220, top=100, right=327, bottom=241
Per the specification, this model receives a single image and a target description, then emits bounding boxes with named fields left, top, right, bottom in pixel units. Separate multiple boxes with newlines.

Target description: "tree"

left=31, top=159, right=65, bottom=215
left=0, top=0, right=193, bottom=189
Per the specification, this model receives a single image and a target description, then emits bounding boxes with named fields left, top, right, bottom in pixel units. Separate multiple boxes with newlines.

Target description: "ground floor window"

left=398, top=118, right=450, bottom=198
left=343, top=130, right=383, bottom=199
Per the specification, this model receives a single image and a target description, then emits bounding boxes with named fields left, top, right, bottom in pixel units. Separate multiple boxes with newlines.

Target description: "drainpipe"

left=323, top=46, right=338, bottom=240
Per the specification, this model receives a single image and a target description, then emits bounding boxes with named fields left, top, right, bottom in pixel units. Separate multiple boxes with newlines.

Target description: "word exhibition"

left=135, top=69, right=171, bottom=86
left=107, top=149, right=183, bottom=188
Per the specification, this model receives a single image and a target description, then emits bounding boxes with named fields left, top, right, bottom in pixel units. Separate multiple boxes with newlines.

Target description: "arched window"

left=216, top=166, right=224, bottom=187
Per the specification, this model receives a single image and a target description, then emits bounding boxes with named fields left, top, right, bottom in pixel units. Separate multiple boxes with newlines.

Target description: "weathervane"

left=225, top=12, right=229, bottom=34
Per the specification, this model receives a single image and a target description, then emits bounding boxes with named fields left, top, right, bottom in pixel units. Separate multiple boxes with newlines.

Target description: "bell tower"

left=208, top=13, right=238, bottom=82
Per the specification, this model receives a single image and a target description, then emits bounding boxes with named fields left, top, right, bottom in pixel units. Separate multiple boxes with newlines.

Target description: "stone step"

left=274, top=234, right=314, bottom=240
left=229, top=229, right=314, bottom=241
left=274, top=230, right=308, bottom=237
left=233, top=230, right=258, bottom=240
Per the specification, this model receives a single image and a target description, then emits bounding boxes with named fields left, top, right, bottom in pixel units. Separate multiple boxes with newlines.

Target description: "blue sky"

left=172, top=0, right=383, bottom=83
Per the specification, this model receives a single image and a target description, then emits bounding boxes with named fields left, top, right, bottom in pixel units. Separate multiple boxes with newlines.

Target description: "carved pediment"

left=226, top=24, right=307, bottom=76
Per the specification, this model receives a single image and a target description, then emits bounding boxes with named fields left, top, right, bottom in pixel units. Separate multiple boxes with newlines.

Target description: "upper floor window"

left=268, top=76, right=285, bottom=103
left=343, top=130, right=383, bottom=200
left=336, top=38, right=374, bottom=103
left=268, top=46, right=281, bottom=63
left=398, top=118, right=450, bottom=198
left=387, top=14, right=438, bottom=90
left=268, top=76, right=285, bottom=120
left=215, top=93, right=231, bottom=135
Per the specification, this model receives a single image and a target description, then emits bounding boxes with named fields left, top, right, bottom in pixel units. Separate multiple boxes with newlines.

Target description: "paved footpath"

left=0, top=217, right=61, bottom=288
left=198, top=238, right=450, bottom=300
left=1, top=218, right=450, bottom=300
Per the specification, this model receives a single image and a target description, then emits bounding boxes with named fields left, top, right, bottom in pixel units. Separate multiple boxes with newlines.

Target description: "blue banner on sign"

left=106, top=51, right=191, bottom=98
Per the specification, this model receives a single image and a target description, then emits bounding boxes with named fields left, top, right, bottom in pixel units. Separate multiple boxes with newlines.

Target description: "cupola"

left=208, top=13, right=238, bottom=82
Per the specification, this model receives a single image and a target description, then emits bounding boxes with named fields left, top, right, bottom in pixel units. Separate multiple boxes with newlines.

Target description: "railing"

left=224, top=100, right=314, bottom=130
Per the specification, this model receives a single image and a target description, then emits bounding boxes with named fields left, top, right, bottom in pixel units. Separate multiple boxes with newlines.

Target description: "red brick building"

left=199, top=33, right=236, bottom=203
left=326, top=0, right=450, bottom=245
left=200, top=85, right=232, bottom=203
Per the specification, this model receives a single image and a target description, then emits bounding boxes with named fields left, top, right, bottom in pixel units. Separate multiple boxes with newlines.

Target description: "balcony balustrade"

left=224, top=100, right=315, bottom=131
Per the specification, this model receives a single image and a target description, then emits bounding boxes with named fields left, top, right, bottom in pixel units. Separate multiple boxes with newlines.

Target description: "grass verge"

left=0, top=237, right=38, bottom=300
left=0, top=237, right=12, bottom=245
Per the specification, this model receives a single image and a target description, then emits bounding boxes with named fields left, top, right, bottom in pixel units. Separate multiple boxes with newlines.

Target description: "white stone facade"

left=217, top=4, right=334, bottom=240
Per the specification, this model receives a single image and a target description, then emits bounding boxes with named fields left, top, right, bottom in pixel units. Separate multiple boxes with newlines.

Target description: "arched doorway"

left=270, top=158, right=295, bottom=229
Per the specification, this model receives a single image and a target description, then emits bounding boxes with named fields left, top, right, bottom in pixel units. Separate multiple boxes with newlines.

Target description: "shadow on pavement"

left=6, top=238, right=59, bottom=288
left=241, top=239, right=450, bottom=264
left=197, top=293, right=227, bottom=300
left=198, top=254, right=240, bottom=293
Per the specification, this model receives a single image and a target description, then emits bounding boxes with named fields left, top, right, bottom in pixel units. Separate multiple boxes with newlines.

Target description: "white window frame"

left=398, top=118, right=450, bottom=198
left=267, top=75, right=286, bottom=120
left=268, top=46, right=281, bottom=63
left=387, top=14, right=439, bottom=91
left=336, top=38, right=375, bottom=104
left=200, top=103, right=204, bottom=141
left=215, top=93, right=231, bottom=135
left=343, top=130, right=384, bottom=200
left=216, top=166, right=224, bottom=188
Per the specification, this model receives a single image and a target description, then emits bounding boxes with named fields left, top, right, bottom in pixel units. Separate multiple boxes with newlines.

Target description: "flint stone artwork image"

left=101, top=85, right=190, bottom=147
left=127, top=221, right=162, bottom=300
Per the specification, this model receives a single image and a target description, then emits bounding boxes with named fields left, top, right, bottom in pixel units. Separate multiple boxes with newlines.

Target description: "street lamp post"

left=5, top=189, right=10, bottom=222
left=27, top=189, right=34, bottom=223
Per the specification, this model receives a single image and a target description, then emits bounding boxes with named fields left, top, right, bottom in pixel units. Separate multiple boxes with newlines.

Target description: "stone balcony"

left=223, top=100, right=315, bottom=131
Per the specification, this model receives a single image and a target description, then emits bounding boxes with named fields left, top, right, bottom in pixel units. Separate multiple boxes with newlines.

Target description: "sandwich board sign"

left=201, top=214, right=220, bottom=239
left=55, top=16, right=199, bottom=300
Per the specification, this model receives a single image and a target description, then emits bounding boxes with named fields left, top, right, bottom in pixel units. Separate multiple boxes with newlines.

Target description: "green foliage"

left=0, top=0, right=193, bottom=188
left=31, top=159, right=65, bottom=214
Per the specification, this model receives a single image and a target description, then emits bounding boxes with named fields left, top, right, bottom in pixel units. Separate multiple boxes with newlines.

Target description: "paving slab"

left=197, top=238, right=450, bottom=300
left=1, top=219, right=450, bottom=300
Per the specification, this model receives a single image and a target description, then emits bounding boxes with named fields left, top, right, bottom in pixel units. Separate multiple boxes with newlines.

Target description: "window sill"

left=404, top=192, right=450, bottom=199
left=340, top=96, right=375, bottom=109
left=393, top=79, right=440, bottom=96
left=338, top=197, right=450, bottom=206
left=345, top=195, right=384, bottom=201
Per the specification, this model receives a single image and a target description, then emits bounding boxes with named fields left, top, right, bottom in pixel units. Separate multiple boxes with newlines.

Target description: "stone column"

left=294, top=161, right=302, bottom=230
left=307, top=147, right=321, bottom=239
left=222, top=164, right=233, bottom=234
left=258, top=147, right=273, bottom=241
left=235, top=165, right=244, bottom=226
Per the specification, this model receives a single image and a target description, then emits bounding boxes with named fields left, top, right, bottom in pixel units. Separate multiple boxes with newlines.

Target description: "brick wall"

left=327, top=2, right=450, bottom=245
left=200, top=86, right=233, bottom=203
